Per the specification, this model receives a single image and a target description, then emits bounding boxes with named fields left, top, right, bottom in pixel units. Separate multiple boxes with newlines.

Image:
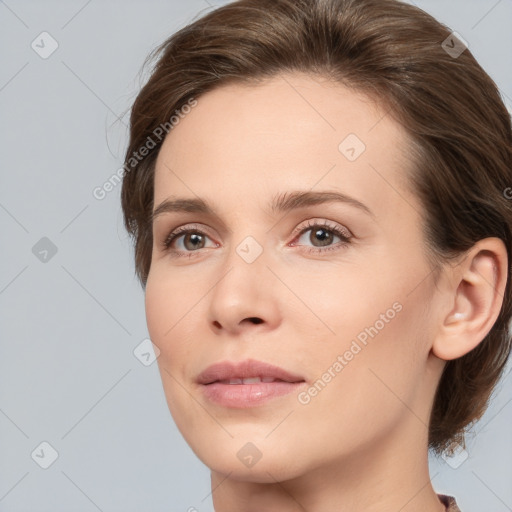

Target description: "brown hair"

left=120, top=0, right=512, bottom=456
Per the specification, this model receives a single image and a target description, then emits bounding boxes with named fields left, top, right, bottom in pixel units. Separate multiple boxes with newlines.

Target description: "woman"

left=121, top=0, right=512, bottom=510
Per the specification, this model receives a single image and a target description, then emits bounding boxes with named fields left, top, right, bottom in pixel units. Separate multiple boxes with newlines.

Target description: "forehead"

left=153, top=72, right=416, bottom=220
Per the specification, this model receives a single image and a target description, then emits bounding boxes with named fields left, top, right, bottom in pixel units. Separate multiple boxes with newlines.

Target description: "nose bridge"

left=215, top=230, right=268, bottom=298
left=221, top=210, right=270, bottom=272
left=207, top=227, right=280, bottom=333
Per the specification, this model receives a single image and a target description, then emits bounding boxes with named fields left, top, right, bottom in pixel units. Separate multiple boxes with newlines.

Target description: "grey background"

left=0, top=0, right=511, bottom=511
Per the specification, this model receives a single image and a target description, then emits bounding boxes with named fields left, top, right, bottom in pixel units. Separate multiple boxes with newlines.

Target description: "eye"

left=290, top=219, right=352, bottom=254
left=160, top=219, right=352, bottom=259
left=161, top=223, right=217, bottom=258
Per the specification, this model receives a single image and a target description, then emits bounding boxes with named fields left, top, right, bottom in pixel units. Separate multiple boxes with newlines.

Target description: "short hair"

left=120, top=0, right=512, bottom=457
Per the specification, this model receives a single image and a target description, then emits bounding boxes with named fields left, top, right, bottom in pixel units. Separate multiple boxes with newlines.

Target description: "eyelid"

left=162, top=222, right=218, bottom=248
left=162, top=219, right=351, bottom=246
left=160, top=218, right=353, bottom=259
left=290, top=218, right=353, bottom=241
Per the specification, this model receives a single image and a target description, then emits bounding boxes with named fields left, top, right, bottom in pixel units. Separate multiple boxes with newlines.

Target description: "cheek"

left=293, top=266, right=432, bottom=418
left=144, top=279, right=170, bottom=343
left=276, top=260, right=401, bottom=358
left=145, top=268, right=205, bottom=379
left=144, top=265, right=196, bottom=341
left=286, top=304, right=429, bottom=462
left=145, top=274, right=187, bottom=380
left=145, top=275, right=200, bottom=426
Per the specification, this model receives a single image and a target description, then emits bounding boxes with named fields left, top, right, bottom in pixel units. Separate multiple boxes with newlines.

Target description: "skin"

left=145, top=72, right=507, bottom=512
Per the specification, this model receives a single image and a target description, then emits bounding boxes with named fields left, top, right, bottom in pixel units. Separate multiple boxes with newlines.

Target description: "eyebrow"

left=151, top=190, right=375, bottom=223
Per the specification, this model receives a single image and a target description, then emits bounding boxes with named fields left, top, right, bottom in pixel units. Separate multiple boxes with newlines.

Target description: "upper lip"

left=197, top=359, right=305, bottom=385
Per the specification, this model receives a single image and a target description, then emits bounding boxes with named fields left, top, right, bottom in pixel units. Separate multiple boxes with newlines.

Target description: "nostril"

left=213, top=318, right=262, bottom=329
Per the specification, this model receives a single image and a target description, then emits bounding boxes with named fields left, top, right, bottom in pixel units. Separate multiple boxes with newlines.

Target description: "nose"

left=207, top=239, right=282, bottom=337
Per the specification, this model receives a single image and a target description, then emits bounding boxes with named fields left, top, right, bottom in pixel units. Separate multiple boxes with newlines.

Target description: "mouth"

left=215, top=376, right=293, bottom=384
left=197, top=359, right=306, bottom=408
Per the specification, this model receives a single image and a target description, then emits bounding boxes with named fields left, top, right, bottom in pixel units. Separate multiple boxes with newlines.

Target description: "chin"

left=207, top=456, right=306, bottom=484
left=186, top=434, right=309, bottom=482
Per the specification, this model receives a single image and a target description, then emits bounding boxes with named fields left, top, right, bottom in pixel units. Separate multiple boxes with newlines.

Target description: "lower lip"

left=201, top=381, right=305, bottom=408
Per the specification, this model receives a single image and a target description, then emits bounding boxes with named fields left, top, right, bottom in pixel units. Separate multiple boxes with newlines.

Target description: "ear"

left=432, top=237, right=508, bottom=361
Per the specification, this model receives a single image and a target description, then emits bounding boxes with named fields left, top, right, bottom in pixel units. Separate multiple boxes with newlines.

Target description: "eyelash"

left=160, top=220, right=352, bottom=259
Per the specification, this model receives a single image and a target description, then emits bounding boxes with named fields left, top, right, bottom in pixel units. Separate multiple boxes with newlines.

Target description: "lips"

left=197, top=359, right=306, bottom=408
left=196, top=359, right=305, bottom=385
left=217, top=376, right=281, bottom=384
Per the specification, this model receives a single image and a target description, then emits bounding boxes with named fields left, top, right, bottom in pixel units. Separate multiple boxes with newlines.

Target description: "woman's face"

left=146, top=73, right=447, bottom=481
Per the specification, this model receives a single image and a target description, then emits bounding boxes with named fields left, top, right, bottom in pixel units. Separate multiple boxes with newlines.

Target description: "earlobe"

left=432, top=238, right=508, bottom=361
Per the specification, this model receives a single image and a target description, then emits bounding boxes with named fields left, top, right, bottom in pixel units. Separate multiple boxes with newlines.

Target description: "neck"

left=210, top=436, right=445, bottom=512
left=210, top=395, right=446, bottom=512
